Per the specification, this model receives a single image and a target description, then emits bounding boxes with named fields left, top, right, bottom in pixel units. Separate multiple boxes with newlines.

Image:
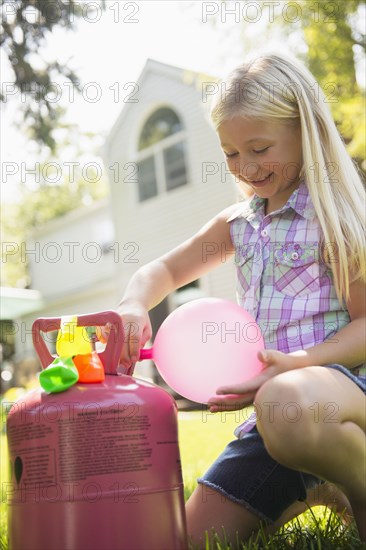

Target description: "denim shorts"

left=198, top=364, right=366, bottom=524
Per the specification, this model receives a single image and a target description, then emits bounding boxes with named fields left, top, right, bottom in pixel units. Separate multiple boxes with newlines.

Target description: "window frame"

left=134, top=107, right=189, bottom=202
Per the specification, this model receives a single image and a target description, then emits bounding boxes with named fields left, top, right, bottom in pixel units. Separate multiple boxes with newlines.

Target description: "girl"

left=116, top=54, right=366, bottom=545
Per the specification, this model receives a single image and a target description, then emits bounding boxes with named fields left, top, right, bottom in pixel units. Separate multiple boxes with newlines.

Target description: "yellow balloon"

left=56, top=315, right=91, bottom=356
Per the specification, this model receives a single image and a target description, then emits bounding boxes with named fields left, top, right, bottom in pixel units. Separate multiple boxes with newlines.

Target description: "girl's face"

left=218, top=117, right=303, bottom=213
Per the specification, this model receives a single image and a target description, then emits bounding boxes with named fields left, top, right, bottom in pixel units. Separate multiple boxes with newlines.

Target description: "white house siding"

left=15, top=199, right=120, bottom=366
left=103, top=60, right=239, bottom=306
left=27, top=198, right=117, bottom=302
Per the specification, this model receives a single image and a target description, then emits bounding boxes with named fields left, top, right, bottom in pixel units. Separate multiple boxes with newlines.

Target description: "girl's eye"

left=253, top=147, right=269, bottom=154
left=225, top=152, right=238, bottom=158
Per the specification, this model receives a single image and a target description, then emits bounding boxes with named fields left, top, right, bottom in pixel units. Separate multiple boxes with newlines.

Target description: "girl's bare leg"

left=186, top=480, right=353, bottom=548
left=255, top=366, right=366, bottom=541
left=186, top=483, right=261, bottom=548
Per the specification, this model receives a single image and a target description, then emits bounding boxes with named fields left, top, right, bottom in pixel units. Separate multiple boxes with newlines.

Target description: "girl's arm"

left=288, top=277, right=366, bottom=370
left=117, top=204, right=237, bottom=365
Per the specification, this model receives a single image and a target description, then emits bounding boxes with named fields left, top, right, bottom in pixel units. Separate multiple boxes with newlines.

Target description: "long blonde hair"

left=211, top=54, right=365, bottom=302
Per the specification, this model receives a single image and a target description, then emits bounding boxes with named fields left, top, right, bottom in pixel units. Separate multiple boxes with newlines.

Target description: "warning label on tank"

left=10, top=448, right=57, bottom=488
left=8, top=423, right=53, bottom=446
left=58, top=413, right=153, bottom=482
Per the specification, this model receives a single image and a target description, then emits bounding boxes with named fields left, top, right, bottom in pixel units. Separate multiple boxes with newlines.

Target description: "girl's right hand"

left=96, top=301, right=152, bottom=368
left=117, top=300, right=153, bottom=368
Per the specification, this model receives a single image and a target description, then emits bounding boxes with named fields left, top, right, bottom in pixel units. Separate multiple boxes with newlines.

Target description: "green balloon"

left=39, top=356, right=79, bottom=393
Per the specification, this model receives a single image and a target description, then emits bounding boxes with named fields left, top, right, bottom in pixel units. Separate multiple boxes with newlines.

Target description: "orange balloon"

left=73, top=351, right=105, bottom=383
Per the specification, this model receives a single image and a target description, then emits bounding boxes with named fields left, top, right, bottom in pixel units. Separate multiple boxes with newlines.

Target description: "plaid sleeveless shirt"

left=228, top=180, right=351, bottom=354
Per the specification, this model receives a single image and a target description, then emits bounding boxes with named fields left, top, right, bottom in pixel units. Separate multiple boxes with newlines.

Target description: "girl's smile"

left=218, top=117, right=303, bottom=212
left=246, top=172, right=274, bottom=187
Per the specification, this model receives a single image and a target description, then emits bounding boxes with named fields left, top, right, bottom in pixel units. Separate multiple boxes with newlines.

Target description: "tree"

left=1, top=0, right=105, bottom=151
left=1, top=0, right=109, bottom=288
left=302, top=0, right=365, bottom=170
left=296, top=0, right=364, bottom=93
left=269, top=0, right=366, bottom=171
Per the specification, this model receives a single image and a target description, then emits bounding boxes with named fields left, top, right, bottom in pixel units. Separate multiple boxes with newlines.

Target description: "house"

left=9, top=59, right=239, bottom=387
left=101, top=58, right=238, bottom=333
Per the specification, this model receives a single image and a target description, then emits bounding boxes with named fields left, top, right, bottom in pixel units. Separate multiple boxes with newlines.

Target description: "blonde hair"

left=211, top=54, right=366, bottom=302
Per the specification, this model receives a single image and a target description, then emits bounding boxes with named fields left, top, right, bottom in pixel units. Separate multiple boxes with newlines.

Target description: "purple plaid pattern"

left=228, top=180, right=350, bottom=353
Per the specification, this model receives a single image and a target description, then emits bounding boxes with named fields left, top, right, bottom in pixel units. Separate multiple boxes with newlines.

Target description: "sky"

left=1, top=0, right=364, bottom=203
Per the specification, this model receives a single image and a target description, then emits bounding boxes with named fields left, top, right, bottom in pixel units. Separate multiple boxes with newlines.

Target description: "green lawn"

left=1, top=408, right=364, bottom=549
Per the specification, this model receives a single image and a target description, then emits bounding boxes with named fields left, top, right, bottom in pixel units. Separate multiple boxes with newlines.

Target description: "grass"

left=1, top=406, right=364, bottom=549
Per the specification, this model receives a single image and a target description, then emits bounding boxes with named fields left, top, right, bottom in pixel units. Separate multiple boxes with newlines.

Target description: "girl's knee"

left=255, top=370, right=311, bottom=427
left=254, top=373, right=321, bottom=461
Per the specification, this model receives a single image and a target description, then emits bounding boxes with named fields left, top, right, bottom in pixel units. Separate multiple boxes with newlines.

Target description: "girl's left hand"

left=207, top=349, right=296, bottom=412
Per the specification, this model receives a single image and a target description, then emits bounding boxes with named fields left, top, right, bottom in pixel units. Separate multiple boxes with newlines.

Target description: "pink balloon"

left=142, top=298, right=264, bottom=403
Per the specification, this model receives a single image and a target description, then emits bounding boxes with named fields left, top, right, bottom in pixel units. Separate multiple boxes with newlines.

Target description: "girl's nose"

left=239, top=159, right=261, bottom=181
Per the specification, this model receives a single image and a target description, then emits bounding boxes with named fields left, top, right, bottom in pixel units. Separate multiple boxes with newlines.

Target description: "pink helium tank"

left=6, top=311, right=187, bottom=550
left=139, top=298, right=264, bottom=403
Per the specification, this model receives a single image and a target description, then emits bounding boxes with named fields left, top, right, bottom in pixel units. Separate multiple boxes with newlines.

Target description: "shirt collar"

left=226, top=179, right=316, bottom=222
left=286, top=179, right=316, bottom=220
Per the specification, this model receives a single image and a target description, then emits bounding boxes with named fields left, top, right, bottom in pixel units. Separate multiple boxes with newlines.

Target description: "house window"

left=163, top=142, right=187, bottom=190
left=136, top=107, right=187, bottom=202
left=137, top=157, right=157, bottom=202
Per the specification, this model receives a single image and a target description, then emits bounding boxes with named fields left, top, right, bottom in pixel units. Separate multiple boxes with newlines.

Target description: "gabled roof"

left=103, top=58, right=217, bottom=154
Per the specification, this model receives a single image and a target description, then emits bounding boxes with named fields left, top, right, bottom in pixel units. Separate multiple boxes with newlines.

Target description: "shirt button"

left=261, top=229, right=268, bottom=238
left=291, top=252, right=299, bottom=260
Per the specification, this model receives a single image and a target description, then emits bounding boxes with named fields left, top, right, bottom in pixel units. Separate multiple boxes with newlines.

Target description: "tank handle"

left=32, top=311, right=124, bottom=375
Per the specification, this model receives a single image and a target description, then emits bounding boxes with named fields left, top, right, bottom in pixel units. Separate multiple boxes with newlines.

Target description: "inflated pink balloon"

left=139, top=298, right=264, bottom=403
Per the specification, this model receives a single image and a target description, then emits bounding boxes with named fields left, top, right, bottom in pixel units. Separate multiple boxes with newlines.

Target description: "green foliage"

left=298, top=0, right=365, bottom=168
left=0, top=0, right=105, bottom=151
left=272, top=0, right=366, bottom=170
left=0, top=201, right=28, bottom=288
left=17, top=169, right=108, bottom=229
left=297, top=0, right=363, bottom=93
left=332, top=94, right=366, bottom=169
